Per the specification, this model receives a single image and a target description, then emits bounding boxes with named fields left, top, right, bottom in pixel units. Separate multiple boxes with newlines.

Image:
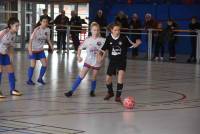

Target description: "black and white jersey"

left=101, top=34, right=132, bottom=62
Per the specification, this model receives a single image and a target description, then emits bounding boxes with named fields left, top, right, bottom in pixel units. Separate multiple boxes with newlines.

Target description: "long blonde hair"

left=90, top=22, right=101, bottom=37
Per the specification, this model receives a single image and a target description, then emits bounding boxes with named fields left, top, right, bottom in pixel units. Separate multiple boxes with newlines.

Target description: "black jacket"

left=94, top=15, right=107, bottom=28
left=54, top=15, right=69, bottom=31
left=129, top=20, right=142, bottom=39
left=189, top=22, right=200, bottom=35
left=115, top=16, right=129, bottom=28
left=165, top=22, right=178, bottom=42
left=70, top=15, right=82, bottom=33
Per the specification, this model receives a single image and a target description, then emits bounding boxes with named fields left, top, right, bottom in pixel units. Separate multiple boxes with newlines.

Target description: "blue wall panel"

left=89, top=2, right=200, bottom=54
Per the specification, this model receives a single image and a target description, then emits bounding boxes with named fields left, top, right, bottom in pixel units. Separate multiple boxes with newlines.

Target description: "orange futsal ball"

left=123, top=97, right=135, bottom=109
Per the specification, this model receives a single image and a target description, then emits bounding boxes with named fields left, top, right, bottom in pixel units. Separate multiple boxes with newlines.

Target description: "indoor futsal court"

left=1, top=0, right=200, bottom=134
left=0, top=51, right=200, bottom=134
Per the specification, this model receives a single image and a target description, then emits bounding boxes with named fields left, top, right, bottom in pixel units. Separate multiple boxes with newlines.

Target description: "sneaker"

left=90, top=91, right=96, bottom=97
left=64, top=91, right=73, bottom=97
left=10, top=90, right=22, bottom=96
left=26, top=80, right=35, bottom=85
left=37, top=79, right=46, bottom=85
left=115, top=97, right=122, bottom=103
left=0, top=91, right=6, bottom=98
left=104, top=92, right=114, bottom=100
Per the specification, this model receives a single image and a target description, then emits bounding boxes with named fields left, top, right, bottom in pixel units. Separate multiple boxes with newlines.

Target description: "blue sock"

left=28, top=67, right=34, bottom=81
left=8, top=73, right=15, bottom=91
left=0, top=72, right=2, bottom=85
left=38, top=66, right=47, bottom=80
left=71, top=76, right=83, bottom=92
left=91, top=80, right=96, bottom=92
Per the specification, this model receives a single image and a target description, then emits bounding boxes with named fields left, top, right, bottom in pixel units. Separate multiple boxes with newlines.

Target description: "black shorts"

left=107, top=61, right=127, bottom=76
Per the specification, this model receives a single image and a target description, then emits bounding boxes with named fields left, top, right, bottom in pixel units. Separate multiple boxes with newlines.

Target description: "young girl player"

left=27, top=16, right=54, bottom=85
left=64, top=22, right=105, bottom=97
left=0, top=17, right=22, bottom=98
left=100, top=23, right=141, bottom=102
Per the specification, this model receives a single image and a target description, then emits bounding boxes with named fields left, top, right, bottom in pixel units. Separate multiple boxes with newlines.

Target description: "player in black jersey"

left=100, top=23, right=141, bottom=102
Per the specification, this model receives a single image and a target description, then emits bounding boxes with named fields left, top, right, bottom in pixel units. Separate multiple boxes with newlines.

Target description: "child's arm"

left=129, top=39, right=142, bottom=48
left=77, top=48, right=83, bottom=62
left=28, top=40, right=33, bottom=55
left=99, top=49, right=106, bottom=58
left=47, top=38, right=54, bottom=52
left=77, top=37, right=90, bottom=62
left=46, top=29, right=54, bottom=52
left=28, top=28, right=38, bottom=55
left=97, top=37, right=109, bottom=62
left=8, top=46, right=14, bottom=63
left=96, top=49, right=106, bottom=64
left=126, top=36, right=142, bottom=48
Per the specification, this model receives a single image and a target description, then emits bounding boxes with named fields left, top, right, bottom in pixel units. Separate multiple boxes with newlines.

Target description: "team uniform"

left=27, top=26, right=50, bottom=85
left=29, top=26, right=50, bottom=59
left=102, top=34, right=132, bottom=75
left=0, top=28, right=20, bottom=96
left=65, top=36, right=105, bottom=97
left=80, top=37, right=106, bottom=70
left=101, top=34, right=133, bottom=101
left=0, top=29, right=15, bottom=65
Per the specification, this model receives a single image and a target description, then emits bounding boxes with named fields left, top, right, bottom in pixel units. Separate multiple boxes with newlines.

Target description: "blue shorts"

left=0, top=54, right=11, bottom=65
left=29, top=51, right=46, bottom=60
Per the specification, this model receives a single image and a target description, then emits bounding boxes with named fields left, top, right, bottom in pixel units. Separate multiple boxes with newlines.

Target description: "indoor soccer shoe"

left=26, top=80, right=35, bottom=85
left=37, top=79, right=46, bottom=85
left=90, top=91, right=96, bottom=97
left=104, top=92, right=114, bottom=100
left=115, top=97, right=122, bottom=103
left=10, top=90, right=22, bottom=96
left=64, top=91, right=73, bottom=97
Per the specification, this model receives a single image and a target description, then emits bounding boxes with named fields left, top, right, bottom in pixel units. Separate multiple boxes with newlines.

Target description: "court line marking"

left=0, top=119, right=85, bottom=134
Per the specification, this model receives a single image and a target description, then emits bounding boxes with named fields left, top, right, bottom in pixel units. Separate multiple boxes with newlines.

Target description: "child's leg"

left=6, top=64, right=21, bottom=96
left=106, top=75, right=113, bottom=93
left=116, top=70, right=125, bottom=98
left=90, top=69, right=99, bottom=91
left=37, top=58, right=47, bottom=84
left=27, top=60, right=36, bottom=83
left=6, top=64, right=15, bottom=91
left=104, top=62, right=116, bottom=100
left=104, top=75, right=114, bottom=100
left=65, top=67, right=90, bottom=97
left=90, top=69, right=99, bottom=96
left=71, top=67, right=89, bottom=92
